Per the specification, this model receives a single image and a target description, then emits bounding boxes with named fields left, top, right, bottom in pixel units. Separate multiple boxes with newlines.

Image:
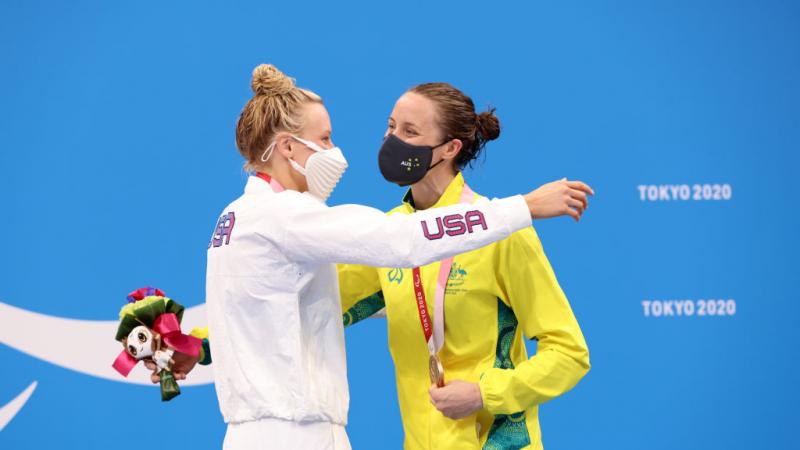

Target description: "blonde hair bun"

left=251, top=64, right=296, bottom=96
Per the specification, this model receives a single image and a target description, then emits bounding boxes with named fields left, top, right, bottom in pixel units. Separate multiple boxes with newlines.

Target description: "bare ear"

left=442, top=139, right=463, bottom=160
left=273, top=132, right=293, bottom=159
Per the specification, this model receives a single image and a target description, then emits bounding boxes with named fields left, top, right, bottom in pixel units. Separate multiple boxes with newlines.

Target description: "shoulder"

left=256, top=190, right=328, bottom=218
left=386, top=203, right=410, bottom=216
left=277, top=189, right=323, bottom=206
left=498, top=225, right=543, bottom=256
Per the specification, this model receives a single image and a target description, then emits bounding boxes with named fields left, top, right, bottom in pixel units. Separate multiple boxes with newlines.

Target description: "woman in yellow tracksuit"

left=339, top=83, right=590, bottom=449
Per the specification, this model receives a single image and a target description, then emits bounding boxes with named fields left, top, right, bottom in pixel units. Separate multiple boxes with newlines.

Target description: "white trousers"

left=223, top=417, right=351, bottom=450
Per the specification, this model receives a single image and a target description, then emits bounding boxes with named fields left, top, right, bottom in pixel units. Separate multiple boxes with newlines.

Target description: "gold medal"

left=429, top=354, right=444, bottom=387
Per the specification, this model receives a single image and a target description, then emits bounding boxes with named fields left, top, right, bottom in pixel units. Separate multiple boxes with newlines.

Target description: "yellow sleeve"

left=189, top=327, right=212, bottom=366
left=337, top=263, right=385, bottom=327
left=478, top=227, right=590, bottom=414
left=189, top=327, right=208, bottom=340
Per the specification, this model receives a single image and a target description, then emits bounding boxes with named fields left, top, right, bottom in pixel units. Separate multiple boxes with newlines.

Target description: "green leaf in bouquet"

left=159, top=370, right=181, bottom=401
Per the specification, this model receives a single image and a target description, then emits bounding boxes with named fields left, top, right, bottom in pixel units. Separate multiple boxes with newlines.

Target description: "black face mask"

left=378, top=134, right=448, bottom=186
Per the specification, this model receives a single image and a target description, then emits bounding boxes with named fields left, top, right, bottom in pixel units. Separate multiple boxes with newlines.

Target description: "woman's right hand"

left=523, top=178, right=594, bottom=222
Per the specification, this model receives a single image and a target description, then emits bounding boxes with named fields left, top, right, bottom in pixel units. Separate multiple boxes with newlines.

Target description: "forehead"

left=301, top=102, right=331, bottom=134
left=392, top=92, right=438, bottom=129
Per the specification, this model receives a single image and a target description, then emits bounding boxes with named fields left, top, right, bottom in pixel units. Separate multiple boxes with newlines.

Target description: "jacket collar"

left=400, top=172, right=466, bottom=212
left=244, top=175, right=278, bottom=195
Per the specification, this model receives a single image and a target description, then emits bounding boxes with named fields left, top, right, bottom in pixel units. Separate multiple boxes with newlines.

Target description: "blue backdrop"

left=1, top=1, right=798, bottom=449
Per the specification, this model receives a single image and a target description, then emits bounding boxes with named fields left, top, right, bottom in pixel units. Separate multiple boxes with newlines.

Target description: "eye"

left=137, top=332, right=147, bottom=343
left=128, top=345, right=137, bottom=356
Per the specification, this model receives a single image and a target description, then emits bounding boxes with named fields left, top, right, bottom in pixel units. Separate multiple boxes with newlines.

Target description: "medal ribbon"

left=413, top=183, right=475, bottom=357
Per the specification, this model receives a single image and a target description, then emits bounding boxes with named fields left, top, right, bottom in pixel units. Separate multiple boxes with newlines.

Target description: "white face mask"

left=263, top=135, right=347, bottom=201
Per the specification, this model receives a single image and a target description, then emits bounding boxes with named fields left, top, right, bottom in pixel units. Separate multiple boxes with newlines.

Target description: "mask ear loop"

left=291, top=135, right=324, bottom=152
left=427, top=138, right=453, bottom=170
left=261, top=141, right=277, bottom=163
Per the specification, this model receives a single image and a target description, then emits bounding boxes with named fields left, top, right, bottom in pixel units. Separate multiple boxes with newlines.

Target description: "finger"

left=144, top=361, right=156, bottom=370
left=150, top=373, right=160, bottom=384
left=564, top=206, right=580, bottom=222
left=567, top=198, right=585, bottom=215
left=567, top=180, right=594, bottom=196
left=569, top=189, right=589, bottom=209
left=174, top=372, right=186, bottom=380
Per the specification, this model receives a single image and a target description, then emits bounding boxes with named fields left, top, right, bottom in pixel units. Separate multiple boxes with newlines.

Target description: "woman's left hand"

left=144, top=351, right=199, bottom=383
left=429, top=380, right=484, bottom=419
left=523, top=178, right=594, bottom=222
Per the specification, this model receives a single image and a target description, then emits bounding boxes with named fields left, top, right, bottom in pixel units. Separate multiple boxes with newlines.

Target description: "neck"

left=410, top=165, right=458, bottom=210
left=255, top=164, right=303, bottom=191
left=270, top=171, right=300, bottom=191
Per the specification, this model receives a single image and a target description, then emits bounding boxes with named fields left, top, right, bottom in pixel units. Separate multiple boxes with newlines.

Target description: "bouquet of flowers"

left=111, top=287, right=202, bottom=401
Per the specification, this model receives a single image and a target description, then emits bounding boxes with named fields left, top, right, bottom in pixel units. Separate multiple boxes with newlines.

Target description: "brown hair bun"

left=476, top=108, right=501, bottom=142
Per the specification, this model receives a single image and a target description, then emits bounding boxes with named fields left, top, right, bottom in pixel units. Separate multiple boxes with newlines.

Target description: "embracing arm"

left=281, top=178, right=592, bottom=267
left=280, top=194, right=531, bottom=267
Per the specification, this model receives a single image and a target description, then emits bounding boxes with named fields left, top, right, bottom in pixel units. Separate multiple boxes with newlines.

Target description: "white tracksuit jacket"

left=205, top=175, right=531, bottom=427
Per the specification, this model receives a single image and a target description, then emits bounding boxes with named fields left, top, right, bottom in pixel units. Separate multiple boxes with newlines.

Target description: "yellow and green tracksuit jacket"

left=339, top=172, right=590, bottom=450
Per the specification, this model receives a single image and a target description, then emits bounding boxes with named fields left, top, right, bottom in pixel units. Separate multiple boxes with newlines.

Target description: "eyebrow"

left=389, top=116, right=418, bottom=128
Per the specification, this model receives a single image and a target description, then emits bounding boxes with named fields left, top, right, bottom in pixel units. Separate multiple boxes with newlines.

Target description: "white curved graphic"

left=0, top=301, right=214, bottom=386
left=0, top=381, right=37, bottom=431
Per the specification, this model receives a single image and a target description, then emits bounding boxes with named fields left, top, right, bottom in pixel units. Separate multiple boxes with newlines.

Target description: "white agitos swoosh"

left=0, top=301, right=214, bottom=386
left=0, top=381, right=37, bottom=431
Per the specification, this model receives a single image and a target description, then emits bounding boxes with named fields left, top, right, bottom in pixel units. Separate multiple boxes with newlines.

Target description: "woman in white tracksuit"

left=206, top=65, right=592, bottom=450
